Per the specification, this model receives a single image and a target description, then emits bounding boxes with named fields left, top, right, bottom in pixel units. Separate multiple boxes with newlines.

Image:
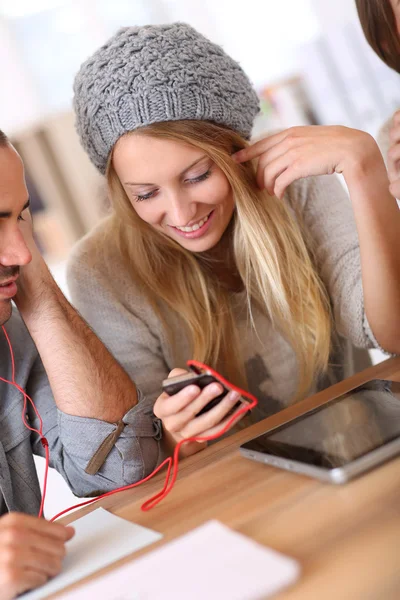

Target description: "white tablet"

left=240, top=379, right=400, bottom=483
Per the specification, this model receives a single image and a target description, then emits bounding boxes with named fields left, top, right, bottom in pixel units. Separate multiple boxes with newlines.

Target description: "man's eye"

left=187, top=169, right=211, bottom=184
left=17, top=214, right=25, bottom=222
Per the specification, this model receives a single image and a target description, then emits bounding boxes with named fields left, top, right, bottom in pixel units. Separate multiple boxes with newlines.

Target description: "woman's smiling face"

left=112, top=133, right=235, bottom=253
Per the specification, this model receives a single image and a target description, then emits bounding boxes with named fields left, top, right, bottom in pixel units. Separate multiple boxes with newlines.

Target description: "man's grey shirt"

left=0, top=310, right=161, bottom=518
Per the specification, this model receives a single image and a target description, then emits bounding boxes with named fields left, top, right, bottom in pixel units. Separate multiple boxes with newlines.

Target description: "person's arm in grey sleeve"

left=286, top=174, right=390, bottom=352
left=14, top=214, right=164, bottom=495
left=28, top=355, right=162, bottom=497
left=66, top=246, right=177, bottom=485
left=16, top=215, right=140, bottom=422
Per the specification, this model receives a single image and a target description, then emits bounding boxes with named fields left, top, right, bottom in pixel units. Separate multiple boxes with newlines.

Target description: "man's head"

left=0, top=130, right=32, bottom=325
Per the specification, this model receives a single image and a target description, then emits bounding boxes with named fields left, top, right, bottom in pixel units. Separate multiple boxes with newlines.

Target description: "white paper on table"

left=21, top=507, right=162, bottom=600
left=58, top=520, right=300, bottom=600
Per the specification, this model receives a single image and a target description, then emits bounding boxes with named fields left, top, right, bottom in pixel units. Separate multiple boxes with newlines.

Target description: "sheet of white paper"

left=21, top=507, right=162, bottom=600
left=58, top=520, right=300, bottom=600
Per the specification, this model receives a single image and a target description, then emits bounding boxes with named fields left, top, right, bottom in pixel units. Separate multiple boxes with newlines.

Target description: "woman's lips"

left=169, top=210, right=215, bottom=239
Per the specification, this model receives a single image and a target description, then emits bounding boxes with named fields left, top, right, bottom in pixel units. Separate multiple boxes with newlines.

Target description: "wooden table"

left=55, top=357, right=400, bottom=600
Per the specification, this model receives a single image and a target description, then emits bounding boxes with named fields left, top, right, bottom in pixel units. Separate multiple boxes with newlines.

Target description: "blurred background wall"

left=1, top=0, right=398, bottom=516
left=1, top=0, right=399, bottom=268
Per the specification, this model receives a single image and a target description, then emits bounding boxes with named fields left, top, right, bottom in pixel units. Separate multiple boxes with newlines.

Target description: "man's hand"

left=13, top=209, right=50, bottom=317
left=11, top=209, right=138, bottom=422
left=0, top=513, right=74, bottom=599
left=387, top=110, right=400, bottom=199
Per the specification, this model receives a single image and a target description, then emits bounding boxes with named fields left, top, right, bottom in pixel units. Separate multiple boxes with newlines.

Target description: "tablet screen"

left=241, top=379, right=400, bottom=468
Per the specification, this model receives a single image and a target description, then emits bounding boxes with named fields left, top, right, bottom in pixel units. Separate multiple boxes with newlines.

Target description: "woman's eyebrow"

left=125, top=155, right=209, bottom=186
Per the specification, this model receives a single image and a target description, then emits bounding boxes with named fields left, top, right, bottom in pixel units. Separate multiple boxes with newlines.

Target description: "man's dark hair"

left=355, top=0, right=400, bottom=73
left=0, top=129, right=9, bottom=147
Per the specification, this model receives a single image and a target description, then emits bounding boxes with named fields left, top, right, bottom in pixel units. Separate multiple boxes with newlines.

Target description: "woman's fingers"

left=154, top=368, right=200, bottom=418
left=180, top=383, right=226, bottom=420
left=233, top=130, right=290, bottom=163
left=257, top=151, right=298, bottom=196
left=180, top=390, right=242, bottom=438
left=390, top=110, right=400, bottom=137
left=389, top=180, right=400, bottom=200
left=235, top=125, right=378, bottom=197
left=273, top=163, right=305, bottom=200
left=167, top=368, right=188, bottom=378
left=162, top=382, right=226, bottom=433
left=386, top=119, right=400, bottom=197
left=155, top=386, right=202, bottom=419
left=387, top=142, right=400, bottom=183
left=389, top=124, right=400, bottom=145
left=155, top=368, right=250, bottom=448
left=199, top=404, right=247, bottom=438
left=255, top=135, right=302, bottom=190
left=234, top=126, right=324, bottom=165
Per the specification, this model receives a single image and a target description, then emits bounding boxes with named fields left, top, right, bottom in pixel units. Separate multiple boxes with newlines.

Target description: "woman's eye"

left=17, top=214, right=25, bottom=222
left=133, top=170, right=211, bottom=201
left=187, top=169, right=211, bottom=184
left=135, top=190, right=157, bottom=202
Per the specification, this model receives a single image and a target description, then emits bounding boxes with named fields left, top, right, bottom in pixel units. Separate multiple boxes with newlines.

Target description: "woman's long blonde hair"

left=105, top=120, right=332, bottom=401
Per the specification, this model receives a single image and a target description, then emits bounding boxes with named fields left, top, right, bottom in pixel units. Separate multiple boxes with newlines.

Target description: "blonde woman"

left=68, top=23, right=400, bottom=477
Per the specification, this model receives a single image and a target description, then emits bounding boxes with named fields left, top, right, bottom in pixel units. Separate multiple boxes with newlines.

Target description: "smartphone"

left=162, top=370, right=233, bottom=416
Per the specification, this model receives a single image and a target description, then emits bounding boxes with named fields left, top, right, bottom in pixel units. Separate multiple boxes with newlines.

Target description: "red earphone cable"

left=2, top=328, right=257, bottom=521
left=1, top=325, right=49, bottom=518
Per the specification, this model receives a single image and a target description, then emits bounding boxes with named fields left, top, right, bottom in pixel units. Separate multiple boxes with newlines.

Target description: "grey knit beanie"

left=73, top=23, right=260, bottom=174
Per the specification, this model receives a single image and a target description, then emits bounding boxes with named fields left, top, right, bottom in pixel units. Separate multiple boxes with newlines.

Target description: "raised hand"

left=233, top=125, right=381, bottom=198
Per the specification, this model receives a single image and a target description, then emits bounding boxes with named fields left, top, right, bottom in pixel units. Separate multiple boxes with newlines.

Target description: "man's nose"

left=0, top=228, right=32, bottom=267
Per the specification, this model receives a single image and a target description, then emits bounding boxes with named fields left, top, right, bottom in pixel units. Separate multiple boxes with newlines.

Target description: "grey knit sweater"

left=67, top=174, right=383, bottom=469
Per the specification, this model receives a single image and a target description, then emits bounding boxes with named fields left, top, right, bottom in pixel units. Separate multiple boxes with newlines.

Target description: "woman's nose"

left=165, top=192, right=196, bottom=226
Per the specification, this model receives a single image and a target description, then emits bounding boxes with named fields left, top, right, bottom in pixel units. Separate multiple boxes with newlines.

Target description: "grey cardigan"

left=0, top=310, right=161, bottom=517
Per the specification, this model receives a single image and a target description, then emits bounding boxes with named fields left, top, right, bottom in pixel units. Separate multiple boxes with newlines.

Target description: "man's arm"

left=15, top=214, right=138, bottom=422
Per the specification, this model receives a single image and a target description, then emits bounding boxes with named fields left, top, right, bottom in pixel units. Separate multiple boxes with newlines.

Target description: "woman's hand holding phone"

left=153, top=368, right=243, bottom=457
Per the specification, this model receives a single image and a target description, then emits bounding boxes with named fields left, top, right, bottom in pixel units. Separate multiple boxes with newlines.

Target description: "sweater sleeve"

left=286, top=174, right=388, bottom=352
